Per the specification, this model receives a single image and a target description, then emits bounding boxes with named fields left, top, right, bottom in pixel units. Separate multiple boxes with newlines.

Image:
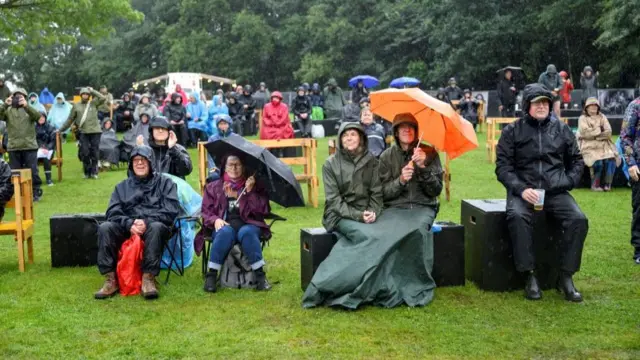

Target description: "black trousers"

left=80, top=133, right=101, bottom=176
left=172, top=123, right=189, bottom=147
left=233, top=116, right=245, bottom=137
left=501, top=104, right=515, bottom=117
left=506, top=192, right=588, bottom=274
left=631, top=181, right=640, bottom=259
left=9, top=150, right=42, bottom=193
left=97, top=221, right=171, bottom=276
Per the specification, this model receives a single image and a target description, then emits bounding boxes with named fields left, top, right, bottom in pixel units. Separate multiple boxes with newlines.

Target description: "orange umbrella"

left=370, top=88, right=478, bottom=159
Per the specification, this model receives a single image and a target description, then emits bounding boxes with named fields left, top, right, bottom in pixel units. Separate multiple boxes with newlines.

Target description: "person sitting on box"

left=495, top=83, right=588, bottom=302
left=0, top=158, right=14, bottom=222
left=94, top=145, right=180, bottom=300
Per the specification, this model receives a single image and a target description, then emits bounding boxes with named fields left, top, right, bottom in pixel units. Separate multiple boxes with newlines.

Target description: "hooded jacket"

left=208, top=95, right=229, bottom=120
left=186, top=92, right=208, bottom=132
left=619, top=97, right=640, bottom=167
left=436, top=88, right=453, bottom=107
left=123, top=115, right=151, bottom=149
left=261, top=92, right=293, bottom=140
left=444, top=83, right=463, bottom=101
left=495, top=83, right=584, bottom=197
left=105, top=145, right=181, bottom=230
left=47, top=93, right=72, bottom=130
left=99, top=119, right=121, bottom=164
left=577, top=99, right=619, bottom=167
left=28, top=92, right=46, bottom=113
left=115, top=94, right=135, bottom=118
left=538, top=65, right=563, bottom=94
left=0, top=91, right=41, bottom=151
left=378, top=115, right=443, bottom=209
left=207, top=115, right=238, bottom=175
left=323, top=122, right=382, bottom=231
left=174, top=85, right=188, bottom=107
left=227, top=95, right=243, bottom=119
left=147, top=116, right=193, bottom=179
left=134, top=94, right=159, bottom=123
left=362, top=120, right=386, bottom=158
left=39, top=87, right=55, bottom=105
left=497, top=75, right=517, bottom=107
left=350, top=85, right=369, bottom=104
left=291, top=93, right=312, bottom=117
left=580, top=66, right=598, bottom=102
left=162, top=93, right=187, bottom=123
left=323, top=78, right=346, bottom=113
left=237, top=92, right=257, bottom=115
left=36, top=119, right=56, bottom=151
left=59, top=89, right=106, bottom=134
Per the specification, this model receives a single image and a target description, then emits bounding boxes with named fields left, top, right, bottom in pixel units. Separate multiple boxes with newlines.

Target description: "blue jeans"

left=208, top=224, right=264, bottom=271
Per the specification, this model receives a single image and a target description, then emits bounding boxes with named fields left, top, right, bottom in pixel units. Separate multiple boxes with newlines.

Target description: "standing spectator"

left=28, top=92, right=46, bottom=114
left=538, top=64, right=563, bottom=118
left=444, top=78, right=463, bottom=101
left=0, top=76, right=11, bottom=101
left=162, top=92, right=188, bottom=147
left=497, top=69, right=517, bottom=117
left=133, top=93, right=158, bottom=124
left=35, top=112, right=56, bottom=186
left=237, top=85, right=257, bottom=136
left=458, top=89, right=480, bottom=130
left=0, top=88, right=43, bottom=200
left=350, top=80, right=369, bottom=104
left=291, top=86, right=313, bottom=138
left=47, top=93, right=72, bottom=133
left=323, top=78, right=346, bottom=120
left=97, top=85, right=113, bottom=122
left=559, top=71, right=574, bottom=109
left=360, top=107, right=386, bottom=157
left=253, top=82, right=271, bottom=109
left=580, top=66, right=599, bottom=106
left=0, top=157, right=14, bottom=222
left=619, top=95, right=640, bottom=264
left=59, top=87, right=106, bottom=179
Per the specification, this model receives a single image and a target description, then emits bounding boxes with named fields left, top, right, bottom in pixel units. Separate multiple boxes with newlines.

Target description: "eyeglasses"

left=132, top=158, right=147, bottom=165
left=226, top=163, right=242, bottom=169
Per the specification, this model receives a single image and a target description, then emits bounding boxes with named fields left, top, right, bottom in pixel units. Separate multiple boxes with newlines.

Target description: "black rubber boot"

left=557, top=272, right=583, bottom=303
left=524, top=271, right=542, bottom=301
left=254, top=267, right=271, bottom=291
left=204, top=270, right=218, bottom=293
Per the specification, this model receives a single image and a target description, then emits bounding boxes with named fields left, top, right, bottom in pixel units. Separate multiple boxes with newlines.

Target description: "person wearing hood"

left=292, top=86, right=313, bottom=138
left=39, top=87, right=55, bottom=108
left=162, top=92, right=189, bottom=147
left=28, top=92, right=46, bottom=114
left=458, top=89, right=480, bottom=130
left=495, top=83, right=587, bottom=302
left=97, top=85, right=113, bottom=122
left=59, top=87, right=106, bottom=179
left=436, top=88, right=453, bottom=108
left=497, top=69, right=517, bottom=117
left=35, top=111, right=57, bottom=186
left=577, top=97, right=620, bottom=192
left=173, top=85, right=188, bottom=107
left=237, top=85, right=257, bottom=136
left=618, top=95, right=640, bottom=264
left=444, top=78, right=463, bottom=102
left=134, top=93, right=158, bottom=124
left=114, top=93, right=136, bottom=131
left=127, top=88, right=140, bottom=107
left=98, top=118, right=121, bottom=170
left=580, top=66, right=599, bottom=106
left=47, top=92, right=72, bottom=133
left=207, top=95, right=229, bottom=138
left=261, top=91, right=293, bottom=141
left=350, top=80, right=369, bottom=105
left=323, top=78, right=346, bottom=120
left=252, top=82, right=270, bottom=109
left=359, top=107, right=386, bottom=157
left=153, top=87, right=167, bottom=107
left=185, top=92, right=208, bottom=147
left=206, top=114, right=238, bottom=182
left=95, top=145, right=180, bottom=300
left=141, top=116, right=192, bottom=179
left=1, top=88, right=43, bottom=200
left=227, top=93, right=243, bottom=132
left=200, top=153, right=272, bottom=293
left=538, top=64, right=563, bottom=118
left=559, top=71, right=574, bottom=108
left=310, top=83, right=324, bottom=117
left=0, top=77, right=11, bottom=101
left=122, top=112, right=152, bottom=161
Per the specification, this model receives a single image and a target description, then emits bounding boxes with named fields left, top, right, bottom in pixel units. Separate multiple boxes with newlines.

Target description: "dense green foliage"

left=1, top=0, right=639, bottom=97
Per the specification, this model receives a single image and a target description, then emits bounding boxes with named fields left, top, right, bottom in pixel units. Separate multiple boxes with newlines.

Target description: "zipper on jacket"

left=538, top=122, right=543, bottom=189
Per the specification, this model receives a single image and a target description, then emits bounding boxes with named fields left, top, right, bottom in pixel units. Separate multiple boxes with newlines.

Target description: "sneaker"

left=91, top=174, right=99, bottom=179
left=634, top=257, right=640, bottom=265
left=47, top=180, right=54, bottom=186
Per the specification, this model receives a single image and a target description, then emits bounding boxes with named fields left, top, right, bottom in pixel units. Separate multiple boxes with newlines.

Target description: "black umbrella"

left=205, top=136, right=305, bottom=207
left=497, top=66, right=526, bottom=89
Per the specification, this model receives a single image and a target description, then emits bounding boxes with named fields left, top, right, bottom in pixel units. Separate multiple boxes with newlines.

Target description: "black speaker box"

left=432, top=221, right=465, bottom=287
left=461, top=199, right=560, bottom=292
left=50, top=213, right=106, bottom=268
left=300, top=228, right=338, bottom=291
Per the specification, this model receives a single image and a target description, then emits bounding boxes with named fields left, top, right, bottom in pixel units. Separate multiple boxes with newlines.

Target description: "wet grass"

left=0, top=133, right=638, bottom=359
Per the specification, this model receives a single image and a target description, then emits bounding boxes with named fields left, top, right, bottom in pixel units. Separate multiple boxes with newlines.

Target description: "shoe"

left=203, top=270, right=218, bottom=293
left=83, top=174, right=89, bottom=179
left=94, top=272, right=119, bottom=299
left=524, top=271, right=542, bottom=300
left=557, top=273, right=583, bottom=303
left=634, top=257, right=640, bottom=265
left=91, top=174, right=98, bottom=179
left=47, top=180, right=53, bottom=186
left=603, top=185, right=611, bottom=192
left=254, top=268, right=271, bottom=291
left=590, top=186, right=603, bottom=192
left=141, top=273, right=159, bottom=300
left=33, top=196, right=41, bottom=203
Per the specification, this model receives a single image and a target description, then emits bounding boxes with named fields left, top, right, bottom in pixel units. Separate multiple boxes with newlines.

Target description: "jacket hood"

left=215, top=114, right=233, bottom=127
left=171, top=92, right=182, bottom=104
left=392, top=113, right=419, bottom=147
left=128, top=145, right=156, bottom=179
left=149, top=115, right=171, bottom=130
left=55, top=92, right=66, bottom=103
left=12, top=88, right=27, bottom=97
left=327, top=78, right=338, bottom=87
left=28, top=92, right=40, bottom=102
left=79, top=87, right=90, bottom=95
left=140, top=93, right=151, bottom=101
left=102, top=118, right=114, bottom=130
left=583, top=97, right=600, bottom=114
left=175, top=84, right=183, bottom=92
left=271, top=91, right=283, bottom=100
left=337, top=121, right=367, bottom=152
left=522, top=83, right=553, bottom=114
left=546, top=64, right=557, bottom=74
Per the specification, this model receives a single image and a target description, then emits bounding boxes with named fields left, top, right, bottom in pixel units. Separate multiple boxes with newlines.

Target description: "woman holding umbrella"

left=201, top=153, right=272, bottom=293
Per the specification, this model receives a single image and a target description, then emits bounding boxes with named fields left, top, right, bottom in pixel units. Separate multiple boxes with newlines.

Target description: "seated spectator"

left=237, top=85, right=257, bottom=136
left=341, top=101, right=361, bottom=124
left=458, top=89, right=480, bottom=130
left=172, top=85, right=187, bottom=107
left=114, top=94, right=136, bottom=132
left=207, top=114, right=237, bottom=182
left=28, top=92, right=46, bottom=114
left=133, top=94, right=158, bottom=124
left=186, top=92, right=208, bottom=147
left=95, top=145, right=180, bottom=300
left=310, top=83, right=324, bottom=110
left=162, top=93, right=188, bottom=147
left=145, top=116, right=192, bottom=179
left=261, top=91, right=293, bottom=141
left=0, top=157, right=13, bottom=222
left=292, top=86, right=313, bottom=138
left=201, top=154, right=271, bottom=293
left=35, top=112, right=56, bottom=186
left=496, top=83, right=587, bottom=302
left=360, top=108, right=386, bottom=158
left=207, top=94, right=229, bottom=138
left=98, top=118, right=121, bottom=170
left=227, top=93, right=243, bottom=132
left=121, top=113, right=151, bottom=161
left=577, top=97, right=621, bottom=191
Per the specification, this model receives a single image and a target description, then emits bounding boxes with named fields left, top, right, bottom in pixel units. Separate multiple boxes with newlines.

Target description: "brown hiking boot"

left=94, top=272, right=119, bottom=299
left=141, top=273, right=159, bottom=300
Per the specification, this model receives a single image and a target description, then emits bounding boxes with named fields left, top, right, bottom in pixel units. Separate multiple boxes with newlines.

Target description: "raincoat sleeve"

left=201, top=184, right=222, bottom=229
left=416, top=148, right=443, bottom=198
left=91, top=89, right=106, bottom=107
left=25, top=104, right=41, bottom=123
left=0, top=161, right=14, bottom=204
left=323, top=161, right=364, bottom=225
left=366, top=164, right=383, bottom=216
left=59, top=105, right=77, bottom=133
left=596, top=115, right=612, bottom=141
left=495, top=124, right=529, bottom=197
left=168, top=145, right=193, bottom=177
left=145, top=179, right=180, bottom=228
left=577, top=115, right=601, bottom=140
left=378, top=154, right=406, bottom=201
left=620, top=103, right=639, bottom=166
left=106, top=185, right=135, bottom=231
left=239, top=183, right=270, bottom=220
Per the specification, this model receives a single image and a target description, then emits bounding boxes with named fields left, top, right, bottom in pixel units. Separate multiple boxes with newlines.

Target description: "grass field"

left=0, top=133, right=639, bottom=359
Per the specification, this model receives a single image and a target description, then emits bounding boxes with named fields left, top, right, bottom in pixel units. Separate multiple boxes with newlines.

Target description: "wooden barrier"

left=198, top=138, right=319, bottom=207
left=0, top=169, right=35, bottom=272
left=37, top=132, right=63, bottom=181
left=488, top=117, right=569, bottom=163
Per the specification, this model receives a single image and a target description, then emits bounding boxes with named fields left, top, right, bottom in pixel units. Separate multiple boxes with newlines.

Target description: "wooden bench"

left=488, top=117, right=569, bottom=163
left=198, top=138, right=319, bottom=207
left=0, top=169, right=35, bottom=272
left=37, top=132, right=63, bottom=182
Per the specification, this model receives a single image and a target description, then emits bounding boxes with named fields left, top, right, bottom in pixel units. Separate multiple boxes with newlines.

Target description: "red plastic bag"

left=116, top=234, right=144, bottom=296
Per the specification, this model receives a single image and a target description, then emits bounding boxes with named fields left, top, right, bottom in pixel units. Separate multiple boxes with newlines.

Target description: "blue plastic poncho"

left=207, top=95, right=229, bottom=137
left=28, top=92, right=46, bottom=113
left=39, top=87, right=55, bottom=105
left=47, top=93, right=72, bottom=132
left=186, top=92, right=209, bottom=135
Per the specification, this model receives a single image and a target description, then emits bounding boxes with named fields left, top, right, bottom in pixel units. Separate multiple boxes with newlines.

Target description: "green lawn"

left=0, top=134, right=639, bottom=359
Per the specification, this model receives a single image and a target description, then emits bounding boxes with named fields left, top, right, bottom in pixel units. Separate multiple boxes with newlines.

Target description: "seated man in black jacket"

left=495, top=83, right=588, bottom=303
left=95, top=145, right=180, bottom=300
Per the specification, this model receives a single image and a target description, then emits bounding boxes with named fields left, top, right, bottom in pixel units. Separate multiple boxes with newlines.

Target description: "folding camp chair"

left=162, top=215, right=201, bottom=284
